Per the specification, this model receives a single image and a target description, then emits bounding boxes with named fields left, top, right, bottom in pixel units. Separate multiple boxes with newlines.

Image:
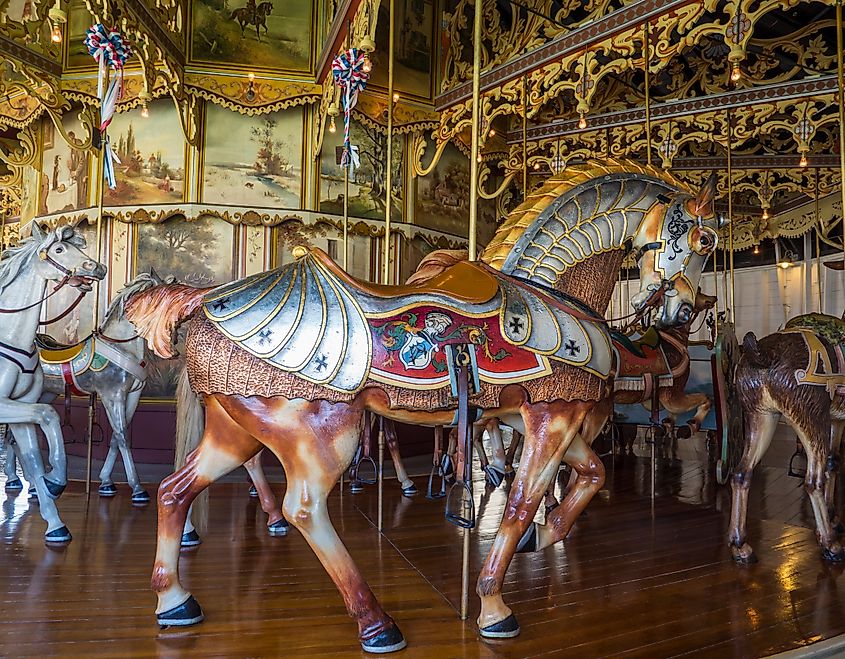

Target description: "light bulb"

left=761, top=209, right=768, bottom=220
left=329, top=117, right=336, bottom=134
left=533, top=162, right=540, bottom=170
left=730, top=65, right=741, bottom=82
left=392, top=92, right=400, bottom=103
left=578, top=114, right=587, bottom=129
left=141, top=104, right=149, bottom=118
left=477, top=154, right=482, bottom=163
left=51, top=24, right=62, bottom=43
left=248, top=72, right=255, bottom=81
left=362, top=58, right=371, bottom=73
left=489, top=128, right=496, bottom=136
left=753, top=244, right=759, bottom=255
left=799, top=153, right=808, bottom=167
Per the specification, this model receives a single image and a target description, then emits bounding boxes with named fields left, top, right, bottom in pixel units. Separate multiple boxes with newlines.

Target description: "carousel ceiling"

left=0, top=0, right=842, bottom=252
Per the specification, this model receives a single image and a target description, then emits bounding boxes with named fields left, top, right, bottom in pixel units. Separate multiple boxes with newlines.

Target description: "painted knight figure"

left=0, top=224, right=106, bottom=543
left=126, top=160, right=722, bottom=653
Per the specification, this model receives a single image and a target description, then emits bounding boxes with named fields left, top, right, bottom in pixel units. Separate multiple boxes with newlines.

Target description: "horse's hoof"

left=28, top=486, right=37, bottom=500
left=45, top=526, right=72, bottom=544
left=131, top=490, right=151, bottom=504
left=98, top=483, right=117, bottom=497
left=480, top=614, right=520, bottom=639
left=248, top=485, right=258, bottom=498
left=483, top=465, right=505, bottom=488
left=676, top=425, right=693, bottom=440
left=350, top=481, right=364, bottom=494
left=5, top=478, right=22, bottom=491
left=822, top=547, right=845, bottom=563
left=515, top=522, right=538, bottom=554
left=43, top=478, right=66, bottom=499
left=361, top=625, right=406, bottom=654
left=268, top=519, right=290, bottom=536
left=181, top=530, right=202, bottom=548
left=401, top=484, right=418, bottom=497
left=730, top=543, right=757, bottom=565
left=157, top=595, right=204, bottom=628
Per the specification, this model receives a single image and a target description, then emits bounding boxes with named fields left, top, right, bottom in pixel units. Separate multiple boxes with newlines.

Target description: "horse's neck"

left=554, top=250, right=626, bottom=315
left=0, top=273, right=47, bottom=349
left=101, top=317, right=146, bottom=359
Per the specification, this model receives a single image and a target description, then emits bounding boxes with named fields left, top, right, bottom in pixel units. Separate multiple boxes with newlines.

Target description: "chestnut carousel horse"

left=127, top=161, right=720, bottom=652
left=0, top=224, right=105, bottom=543
left=729, top=312, right=845, bottom=564
left=4, top=272, right=167, bottom=504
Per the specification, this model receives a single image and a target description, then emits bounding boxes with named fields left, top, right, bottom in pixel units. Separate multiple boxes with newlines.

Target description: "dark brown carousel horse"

left=729, top=312, right=845, bottom=565
left=127, top=161, right=720, bottom=653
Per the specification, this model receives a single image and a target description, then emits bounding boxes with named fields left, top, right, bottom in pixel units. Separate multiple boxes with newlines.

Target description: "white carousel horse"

left=0, top=223, right=105, bottom=543
left=4, top=272, right=167, bottom=503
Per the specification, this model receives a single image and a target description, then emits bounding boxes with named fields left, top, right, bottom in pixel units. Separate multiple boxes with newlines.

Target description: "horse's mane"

left=101, top=272, right=174, bottom=328
left=405, top=249, right=468, bottom=285
left=0, top=225, right=85, bottom=295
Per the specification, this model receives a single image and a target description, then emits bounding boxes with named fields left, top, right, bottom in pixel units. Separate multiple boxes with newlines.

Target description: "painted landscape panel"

left=415, top=140, right=469, bottom=237
left=319, top=118, right=404, bottom=222
left=203, top=104, right=303, bottom=207
left=39, top=114, right=89, bottom=215
left=191, top=0, right=312, bottom=71
left=104, top=100, right=185, bottom=206
left=134, top=216, right=236, bottom=397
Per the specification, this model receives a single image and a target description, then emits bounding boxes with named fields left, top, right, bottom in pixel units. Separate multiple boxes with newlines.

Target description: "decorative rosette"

left=331, top=48, right=370, bottom=174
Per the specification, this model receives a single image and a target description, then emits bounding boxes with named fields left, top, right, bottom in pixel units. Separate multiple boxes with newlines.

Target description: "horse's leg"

left=477, top=400, right=590, bottom=637
left=243, top=450, right=289, bottom=535
left=487, top=420, right=507, bottom=471
left=3, top=433, right=22, bottom=489
left=9, top=423, right=71, bottom=542
left=826, top=422, right=844, bottom=532
left=221, top=396, right=405, bottom=653
left=660, top=389, right=711, bottom=439
left=383, top=419, right=416, bottom=496
left=480, top=420, right=507, bottom=487
left=728, top=409, right=779, bottom=564
left=153, top=396, right=262, bottom=625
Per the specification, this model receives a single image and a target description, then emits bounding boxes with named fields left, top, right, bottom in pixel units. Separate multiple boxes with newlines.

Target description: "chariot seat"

left=35, top=334, right=88, bottom=363
left=310, top=248, right=499, bottom=305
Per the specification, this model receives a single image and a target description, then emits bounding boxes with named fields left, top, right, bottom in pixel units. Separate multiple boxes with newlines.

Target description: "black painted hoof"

left=132, top=490, right=151, bottom=504
left=181, top=530, right=202, bottom=547
left=43, top=478, right=66, bottom=499
left=480, top=614, right=520, bottom=639
left=98, top=483, right=117, bottom=497
left=268, top=519, right=290, bottom=536
left=45, top=525, right=72, bottom=544
left=401, top=484, right=418, bottom=497
left=822, top=547, right=845, bottom=563
left=350, top=480, right=364, bottom=494
left=361, top=625, right=406, bottom=654
left=248, top=485, right=258, bottom=498
left=483, top=465, right=505, bottom=488
left=28, top=486, right=37, bottom=500
left=5, top=478, right=22, bottom=491
left=157, top=595, right=204, bottom=628
left=515, top=522, right=538, bottom=554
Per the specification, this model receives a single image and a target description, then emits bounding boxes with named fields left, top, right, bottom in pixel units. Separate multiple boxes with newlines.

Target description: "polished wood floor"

left=1, top=434, right=844, bottom=658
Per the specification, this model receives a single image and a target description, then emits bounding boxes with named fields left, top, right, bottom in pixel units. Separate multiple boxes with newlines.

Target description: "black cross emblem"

left=258, top=329, right=273, bottom=345
left=211, top=297, right=230, bottom=312
left=564, top=339, right=580, bottom=356
left=315, top=354, right=329, bottom=372
left=508, top=316, right=525, bottom=334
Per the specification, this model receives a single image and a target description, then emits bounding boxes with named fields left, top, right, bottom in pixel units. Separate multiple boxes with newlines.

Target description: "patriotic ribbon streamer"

left=331, top=48, right=370, bottom=176
left=84, top=24, right=132, bottom=189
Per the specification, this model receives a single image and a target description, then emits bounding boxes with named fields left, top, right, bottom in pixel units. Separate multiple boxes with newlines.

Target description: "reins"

left=0, top=275, right=87, bottom=325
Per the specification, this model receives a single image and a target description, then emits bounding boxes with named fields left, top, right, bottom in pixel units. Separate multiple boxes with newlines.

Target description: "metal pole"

left=377, top=420, right=385, bottom=532
left=837, top=1, right=845, bottom=267
left=643, top=22, right=652, bottom=167
left=816, top=169, right=823, bottom=313
left=726, top=110, right=736, bottom=322
left=343, top=164, right=349, bottom=270
left=382, top=0, right=395, bottom=285
left=522, top=75, right=527, bottom=199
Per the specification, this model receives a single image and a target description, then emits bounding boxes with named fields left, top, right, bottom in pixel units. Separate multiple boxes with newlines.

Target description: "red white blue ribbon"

left=84, top=24, right=132, bottom=189
left=331, top=48, right=369, bottom=175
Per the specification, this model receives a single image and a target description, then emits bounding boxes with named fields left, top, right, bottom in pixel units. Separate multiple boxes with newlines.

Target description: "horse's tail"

left=741, top=331, right=769, bottom=369
left=125, top=283, right=212, bottom=359
left=229, top=9, right=238, bottom=19
left=176, top=365, right=208, bottom=534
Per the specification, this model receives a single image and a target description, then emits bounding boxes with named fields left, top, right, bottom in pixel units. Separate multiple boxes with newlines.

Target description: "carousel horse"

left=126, top=161, right=720, bottom=652
left=4, top=272, right=167, bottom=503
left=729, top=312, right=845, bottom=564
left=0, top=224, right=105, bottom=543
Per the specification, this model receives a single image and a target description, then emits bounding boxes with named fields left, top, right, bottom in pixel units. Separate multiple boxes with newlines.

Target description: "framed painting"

left=65, top=0, right=96, bottom=69
left=202, top=104, right=303, bottom=208
left=274, top=221, right=372, bottom=282
left=190, top=0, right=313, bottom=72
left=414, top=140, right=469, bottom=238
left=39, top=114, right=90, bottom=215
left=319, top=118, right=404, bottom=222
left=103, top=100, right=186, bottom=206
left=133, top=215, right=237, bottom=398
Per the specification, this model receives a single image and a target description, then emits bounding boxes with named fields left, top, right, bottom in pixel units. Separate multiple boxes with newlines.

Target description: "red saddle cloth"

left=613, top=327, right=671, bottom=380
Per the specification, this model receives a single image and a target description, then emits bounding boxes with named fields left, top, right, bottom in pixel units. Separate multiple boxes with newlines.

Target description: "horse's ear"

left=694, top=173, right=718, bottom=216
left=149, top=267, right=162, bottom=284
left=30, top=222, right=45, bottom=242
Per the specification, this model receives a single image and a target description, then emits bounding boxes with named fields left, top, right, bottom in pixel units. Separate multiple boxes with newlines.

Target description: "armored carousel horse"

left=730, top=312, right=845, bottom=564
left=126, top=161, right=720, bottom=653
left=0, top=224, right=105, bottom=543
left=4, top=272, right=167, bottom=504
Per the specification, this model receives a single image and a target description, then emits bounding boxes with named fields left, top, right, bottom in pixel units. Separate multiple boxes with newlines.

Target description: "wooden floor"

left=2, top=436, right=844, bottom=658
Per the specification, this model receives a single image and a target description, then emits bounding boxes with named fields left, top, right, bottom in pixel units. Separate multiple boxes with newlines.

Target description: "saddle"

left=36, top=334, right=88, bottom=364
left=612, top=327, right=672, bottom=392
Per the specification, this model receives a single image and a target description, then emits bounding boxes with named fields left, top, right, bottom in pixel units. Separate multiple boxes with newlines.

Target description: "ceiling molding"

left=0, top=35, right=62, bottom=76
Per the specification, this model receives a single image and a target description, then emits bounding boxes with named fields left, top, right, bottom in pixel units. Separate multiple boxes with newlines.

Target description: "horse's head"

left=31, top=223, right=107, bottom=291
left=631, top=173, right=723, bottom=329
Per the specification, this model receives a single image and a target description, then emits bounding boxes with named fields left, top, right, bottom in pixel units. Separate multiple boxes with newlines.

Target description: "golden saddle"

left=36, top=334, right=88, bottom=364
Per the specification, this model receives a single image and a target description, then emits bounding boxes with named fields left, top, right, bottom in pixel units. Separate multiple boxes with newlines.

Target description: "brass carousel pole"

left=378, top=0, right=396, bottom=535
left=726, top=110, right=736, bottom=323
left=643, top=22, right=652, bottom=167
left=837, top=0, right=845, bottom=266
left=815, top=169, right=822, bottom=313
left=343, top=21, right=352, bottom=271
left=459, top=0, right=483, bottom=624
left=522, top=75, right=527, bottom=199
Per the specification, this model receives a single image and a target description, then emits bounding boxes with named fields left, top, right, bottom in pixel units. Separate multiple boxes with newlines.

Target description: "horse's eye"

left=54, top=245, right=65, bottom=254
